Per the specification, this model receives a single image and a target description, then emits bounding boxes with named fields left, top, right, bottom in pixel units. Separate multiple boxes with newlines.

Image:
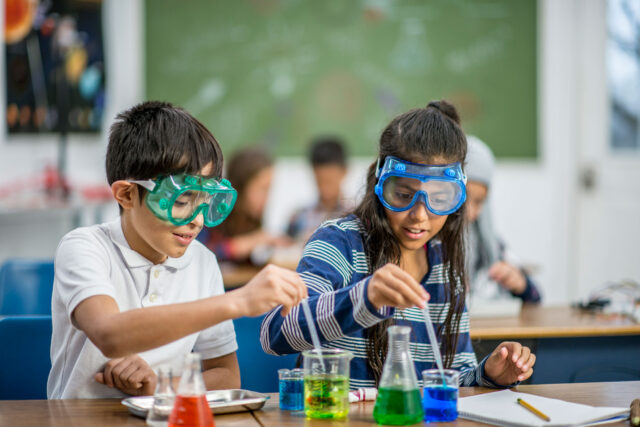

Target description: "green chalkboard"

left=145, top=0, right=537, bottom=158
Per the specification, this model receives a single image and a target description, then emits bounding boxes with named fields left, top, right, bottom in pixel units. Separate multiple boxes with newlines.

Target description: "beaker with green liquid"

left=302, top=348, right=352, bottom=420
left=373, top=325, right=424, bottom=425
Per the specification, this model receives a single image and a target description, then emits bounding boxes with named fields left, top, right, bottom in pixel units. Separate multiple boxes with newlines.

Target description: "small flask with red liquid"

left=168, top=353, right=214, bottom=427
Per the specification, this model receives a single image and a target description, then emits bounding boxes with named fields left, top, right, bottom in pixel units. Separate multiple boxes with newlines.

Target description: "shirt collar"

left=107, top=217, right=192, bottom=270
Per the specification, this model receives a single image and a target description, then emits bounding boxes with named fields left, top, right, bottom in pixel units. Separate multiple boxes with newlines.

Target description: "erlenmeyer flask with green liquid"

left=372, top=325, right=424, bottom=425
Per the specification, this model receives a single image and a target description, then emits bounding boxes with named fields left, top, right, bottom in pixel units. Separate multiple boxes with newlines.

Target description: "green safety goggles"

left=129, top=174, right=237, bottom=227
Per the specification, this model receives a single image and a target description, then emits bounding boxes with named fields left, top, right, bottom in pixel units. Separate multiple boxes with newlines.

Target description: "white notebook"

left=458, top=389, right=629, bottom=427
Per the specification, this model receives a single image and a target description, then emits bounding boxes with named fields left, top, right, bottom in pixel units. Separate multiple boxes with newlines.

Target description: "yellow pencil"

left=517, top=398, right=551, bottom=422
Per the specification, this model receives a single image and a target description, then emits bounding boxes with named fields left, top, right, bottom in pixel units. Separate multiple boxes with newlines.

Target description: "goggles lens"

left=142, top=175, right=237, bottom=227
left=381, top=176, right=463, bottom=213
left=374, top=156, right=466, bottom=215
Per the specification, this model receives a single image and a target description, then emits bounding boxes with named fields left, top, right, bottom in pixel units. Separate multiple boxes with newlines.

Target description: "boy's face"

left=313, top=164, right=346, bottom=208
left=118, top=163, right=213, bottom=264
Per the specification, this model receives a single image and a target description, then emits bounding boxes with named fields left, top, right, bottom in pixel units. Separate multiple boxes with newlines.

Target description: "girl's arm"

left=260, top=223, right=427, bottom=355
left=453, top=318, right=533, bottom=387
left=260, top=223, right=387, bottom=355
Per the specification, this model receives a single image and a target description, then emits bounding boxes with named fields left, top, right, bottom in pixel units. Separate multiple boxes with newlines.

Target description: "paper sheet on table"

left=458, top=389, right=628, bottom=427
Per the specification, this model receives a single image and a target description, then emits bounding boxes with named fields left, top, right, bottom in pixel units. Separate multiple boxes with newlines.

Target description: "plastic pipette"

left=301, top=299, right=322, bottom=353
left=422, top=306, right=447, bottom=385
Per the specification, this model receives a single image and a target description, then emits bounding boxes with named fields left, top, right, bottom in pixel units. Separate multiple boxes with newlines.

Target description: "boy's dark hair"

left=106, top=101, right=223, bottom=185
left=309, top=136, right=347, bottom=168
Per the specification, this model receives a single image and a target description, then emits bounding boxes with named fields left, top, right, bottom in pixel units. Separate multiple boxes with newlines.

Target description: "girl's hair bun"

left=427, top=100, right=460, bottom=125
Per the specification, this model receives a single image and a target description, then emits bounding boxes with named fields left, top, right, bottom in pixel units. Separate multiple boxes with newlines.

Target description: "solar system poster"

left=5, top=0, right=105, bottom=134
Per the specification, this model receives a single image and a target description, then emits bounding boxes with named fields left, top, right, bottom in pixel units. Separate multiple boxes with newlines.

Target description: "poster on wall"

left=5, top=0, right=105, bottom=134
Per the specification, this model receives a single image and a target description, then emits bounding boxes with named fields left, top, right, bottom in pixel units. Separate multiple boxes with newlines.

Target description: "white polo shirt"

left=47, top=218, right=237, bottom=399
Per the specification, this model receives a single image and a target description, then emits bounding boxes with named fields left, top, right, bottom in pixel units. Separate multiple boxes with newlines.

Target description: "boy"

left=286, top=136, right=353, bottom=241
left=47, top=101, right=307, bottom=399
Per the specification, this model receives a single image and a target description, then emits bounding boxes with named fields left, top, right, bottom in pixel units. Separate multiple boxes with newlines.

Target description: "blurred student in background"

left=287, top=136, right=353, bottom=241
left=203, top=146, right=291, bottom=264
left=465, top=136, right=541, bottom=303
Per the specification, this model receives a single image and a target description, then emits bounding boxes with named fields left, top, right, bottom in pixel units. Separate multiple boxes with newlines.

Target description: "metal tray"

left=122, top=389, right=269, bottom=418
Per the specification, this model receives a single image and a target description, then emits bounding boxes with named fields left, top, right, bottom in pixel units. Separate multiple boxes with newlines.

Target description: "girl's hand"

left=367, top=263, right=429, bottom=310
left=488, top=261, right=527, bottom=294
left=95, top=355, right=157, bottom=396
left=229, top=264, right=308, bottom=317
left=484, top=341, right=536, bottom=386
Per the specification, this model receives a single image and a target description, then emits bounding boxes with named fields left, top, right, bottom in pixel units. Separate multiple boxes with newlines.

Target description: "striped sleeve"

left=260, top=223, right=392, bottom=355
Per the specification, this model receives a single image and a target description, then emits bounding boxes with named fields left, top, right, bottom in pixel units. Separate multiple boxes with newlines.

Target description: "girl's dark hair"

left=218, top=146, right=274, bottom=236
left=106, top=101, right=223, bottom=184
left=354, top=100, right=468, bottom=385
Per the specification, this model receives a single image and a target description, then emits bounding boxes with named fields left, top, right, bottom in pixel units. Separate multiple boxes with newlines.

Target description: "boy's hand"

left=484, top=341, right=536, bottom=385
left=229, top=264, right=307, bottom=317
left=488, top=261, right=527, bottom=294
left=95, top=355, right=157, bottom=396
left=367, top=263, right=429, bottom=310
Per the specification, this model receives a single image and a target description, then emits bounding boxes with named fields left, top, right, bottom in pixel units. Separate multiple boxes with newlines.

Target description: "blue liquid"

left=279, top=378, right=304, bottom=410
left=422, top=385, right=458, bottom=422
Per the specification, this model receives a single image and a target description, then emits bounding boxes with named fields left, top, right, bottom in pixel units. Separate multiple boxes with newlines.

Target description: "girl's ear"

left=111, top=181, right=139, bottom=210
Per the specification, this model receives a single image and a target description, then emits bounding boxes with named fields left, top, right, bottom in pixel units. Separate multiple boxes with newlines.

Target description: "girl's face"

left=465, top=180, right=488, bottom=223
left=383, top=156, right=451, bottom=253
left=243, top=166, right=273, bottom=219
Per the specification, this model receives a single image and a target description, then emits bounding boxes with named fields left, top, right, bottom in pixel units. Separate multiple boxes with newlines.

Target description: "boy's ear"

left=111, top=181, right=139, bottom=210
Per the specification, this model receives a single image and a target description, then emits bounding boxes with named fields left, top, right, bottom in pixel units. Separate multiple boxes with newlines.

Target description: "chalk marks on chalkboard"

left=375, top=89, right=402, bottom=115
left=183, top=78, right=226, bottom=116
left=314, top=72, right=364, bottom=122
left=389, top=18, right=432, bottom=74
left=445, top=25, right=511, bottom=74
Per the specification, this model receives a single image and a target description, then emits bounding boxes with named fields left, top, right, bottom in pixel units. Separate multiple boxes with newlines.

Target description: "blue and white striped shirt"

left=260, top=215, right=497, bottom=389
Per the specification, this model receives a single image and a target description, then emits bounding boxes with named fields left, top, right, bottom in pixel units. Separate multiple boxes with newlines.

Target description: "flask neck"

left=387, top=328, right=411, bottom=361
left=155, top=367, right=175, bottom=395
left=177, top=353, right=207, bottom=396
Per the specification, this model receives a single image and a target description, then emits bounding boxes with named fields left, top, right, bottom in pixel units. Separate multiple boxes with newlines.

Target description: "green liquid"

left=373, top=387, right=424, bottom=426
left=304, top=375, right=350, bottom=419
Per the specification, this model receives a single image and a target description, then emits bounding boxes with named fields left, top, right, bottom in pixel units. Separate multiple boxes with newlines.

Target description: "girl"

left=260, top=101, right=535, bottom=388
left=203, top=146, right=291, bottom=263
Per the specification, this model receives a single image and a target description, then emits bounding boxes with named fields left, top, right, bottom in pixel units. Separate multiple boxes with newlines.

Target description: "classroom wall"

left=0, top=0, right=605, bottom=305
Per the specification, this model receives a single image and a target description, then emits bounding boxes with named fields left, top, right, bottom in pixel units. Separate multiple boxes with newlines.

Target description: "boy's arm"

left=95, top=352, right=241, bottom=395
left=201, top=352, right=241, bottom=390
left=74, top=264, right=306, bottom=358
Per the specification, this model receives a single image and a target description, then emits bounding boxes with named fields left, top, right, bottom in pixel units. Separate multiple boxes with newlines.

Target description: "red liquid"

left=168, top=395, right=214, bottom=427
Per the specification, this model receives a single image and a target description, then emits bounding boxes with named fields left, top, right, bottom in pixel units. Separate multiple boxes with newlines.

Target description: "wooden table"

left=469, top=305, right=640, bottom=384
left=1, top=381, right=636, bottom=426
left=470, top=305, right=640, bottom=339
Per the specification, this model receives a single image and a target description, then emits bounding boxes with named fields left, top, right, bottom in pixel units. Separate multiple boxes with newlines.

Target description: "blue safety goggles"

left=374, top=156, right=466, bottom=215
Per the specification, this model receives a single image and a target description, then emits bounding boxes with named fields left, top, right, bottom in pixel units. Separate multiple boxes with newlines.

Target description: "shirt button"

left=153, top=270, right=160, bottom=279
left=149, top=293, right=158, bottom=302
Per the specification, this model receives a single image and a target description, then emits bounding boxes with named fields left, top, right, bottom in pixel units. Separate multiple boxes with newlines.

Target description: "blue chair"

left=0, top=259, right=54, bottom=315
left=0, top=315, right=52, bottom=399
left=234, top=315, right=299, bottom=392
